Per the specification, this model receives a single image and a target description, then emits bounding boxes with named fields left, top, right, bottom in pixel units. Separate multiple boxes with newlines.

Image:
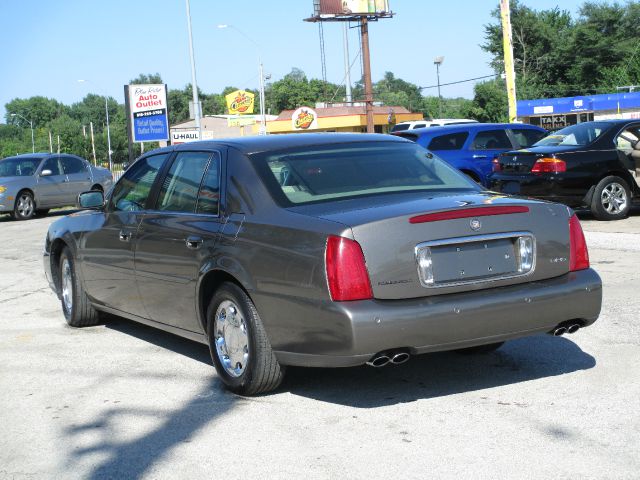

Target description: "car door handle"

left=472, top=154, right=487, bottom=159
left=185, top=236, right=203, bottom=250
left=119, top=230, right=132, bottom=242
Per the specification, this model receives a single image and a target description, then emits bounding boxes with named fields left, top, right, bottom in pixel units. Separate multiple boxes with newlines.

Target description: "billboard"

left=225, top=90, right=255, bottom=115
left=292, top=107, right=318, bottom=130
left=315, top=0, right=390, bottom=16
left=127, top=84, right=169, bottom=142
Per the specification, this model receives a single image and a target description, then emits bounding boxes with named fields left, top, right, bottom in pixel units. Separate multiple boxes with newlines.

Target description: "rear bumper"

left=268, top=268, right=602, bottom=367
left=489, top=174, right=585, bottom=207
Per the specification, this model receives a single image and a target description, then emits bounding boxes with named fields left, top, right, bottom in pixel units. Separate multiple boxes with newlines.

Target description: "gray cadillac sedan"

left=43, top=134, right=602, bottom=395
left=0, top=153, right=113, bottom=219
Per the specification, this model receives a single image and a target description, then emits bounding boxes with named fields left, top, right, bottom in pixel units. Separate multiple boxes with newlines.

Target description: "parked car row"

left=394, top=120, right=640, bottom=220
left=44, top=134, right=602, bottom=395
left=0, top=153, right=113, bottom=220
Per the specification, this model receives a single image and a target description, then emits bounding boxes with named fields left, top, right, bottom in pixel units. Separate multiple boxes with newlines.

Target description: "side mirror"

left=40, top=169, right=52, bottom=177
left=77, top=190, right=104, bottom=210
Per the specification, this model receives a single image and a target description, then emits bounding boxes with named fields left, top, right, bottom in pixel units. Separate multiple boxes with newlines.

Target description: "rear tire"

left=59, top=246, right=100, bottom=327
left=11, top=190, right=35, bottom=220
left=207, top=282, right=284, bottom=395
left=455, top=342, right=505, bottom=355
left=90, top=184, right=103, bottom=192
left=590, top=176, right=630, bottom=220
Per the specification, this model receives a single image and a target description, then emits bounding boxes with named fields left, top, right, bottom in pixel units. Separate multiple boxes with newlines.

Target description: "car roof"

left=1, top=152, right=51, bottom=160
left=402, top=122, right=546, bottom=136
left=150, top=133, right=411, bottom=156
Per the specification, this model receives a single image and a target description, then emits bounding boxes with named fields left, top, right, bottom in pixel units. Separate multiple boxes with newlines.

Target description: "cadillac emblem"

left=470, top=218, right=482, bottom=231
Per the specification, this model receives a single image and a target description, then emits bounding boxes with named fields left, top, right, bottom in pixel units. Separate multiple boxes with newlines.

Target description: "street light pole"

left=77, top=79, right=113, bottom=170
left=11, top=113, right=35, bottom=153
left=434, top=56, right=444, bottom=118
left=185, top=0, right=202, bottom=139
left=218, top=24, right=267, bottom=135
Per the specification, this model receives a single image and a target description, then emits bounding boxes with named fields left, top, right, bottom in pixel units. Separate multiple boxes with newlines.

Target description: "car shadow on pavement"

left=0, top=208, right=78, bottom=222
left=283, top=334, right=596, bottom=408
left=103, top=314, right=211, bottom=365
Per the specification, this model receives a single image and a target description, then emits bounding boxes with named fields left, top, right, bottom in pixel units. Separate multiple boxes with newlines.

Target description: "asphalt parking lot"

left=1, top=208, right=639, bottom=479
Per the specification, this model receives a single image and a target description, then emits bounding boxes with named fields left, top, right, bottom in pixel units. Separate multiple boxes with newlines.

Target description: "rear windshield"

left=534, top=122, right=610, bottom=147
left=254, top=142, right=478, bottom=206
left=390, top=124, right=410, bottom=132
left=0, top=157, right=41, bottom=177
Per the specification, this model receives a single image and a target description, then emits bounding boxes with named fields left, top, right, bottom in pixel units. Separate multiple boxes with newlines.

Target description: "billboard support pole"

left=124, top=85, right=134, bottom=165
left=360, top=17, right=374, bottom=133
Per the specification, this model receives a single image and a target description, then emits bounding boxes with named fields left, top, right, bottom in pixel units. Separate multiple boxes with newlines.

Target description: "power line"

left=420, top=74, right=498, bottom=90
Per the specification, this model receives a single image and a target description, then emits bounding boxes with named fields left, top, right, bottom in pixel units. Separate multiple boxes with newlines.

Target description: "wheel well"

left=460, top=170, right=481, bottom=183
left=49, top=239, right=68, bottom=293
left=198, top=270, right=249, bottom=333
left=91, top=184, right=103, bottom=192
left=15, top=188, right=35, bottom=205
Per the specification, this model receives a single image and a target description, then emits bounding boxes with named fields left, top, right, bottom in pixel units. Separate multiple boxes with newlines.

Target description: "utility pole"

left=500, top=0, right=517, bottom=122
left=90, top=122, right=97, bottom=165
left=360, top=17, right=374, bottom=133
left=434, top=56, right=444, bottom=118
left=343, top=23, right=352, bottom=103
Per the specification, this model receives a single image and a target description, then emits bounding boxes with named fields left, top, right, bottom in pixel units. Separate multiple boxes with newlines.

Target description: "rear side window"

left=61, top=156, right=87, bottom=174
left=472, top=130, right=512, bottom=149
left=196, top=154, right=221, bottom=215
left=512, top=128, right=546, bottom=147
left=411, top=123, right=427, bottom=129
left=428, top=132, right=469, bottom=150
left=157, top=152, right=210, bottom=212
left=391, top=124, right=410, bottom=132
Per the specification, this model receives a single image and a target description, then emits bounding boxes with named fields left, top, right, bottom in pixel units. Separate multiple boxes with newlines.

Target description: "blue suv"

left=393, top=123, right=547, bottom=186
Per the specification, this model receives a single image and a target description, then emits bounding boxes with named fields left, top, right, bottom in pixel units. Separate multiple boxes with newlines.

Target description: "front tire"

left=59, top=246, right=100, bottom=327
left=12, top=190, right=35, bottom=220
left=36, top=209, right=50, bottom=217
left=590, top=176, right=630, bottom=220
left=207, top=283, right=284, bottom=395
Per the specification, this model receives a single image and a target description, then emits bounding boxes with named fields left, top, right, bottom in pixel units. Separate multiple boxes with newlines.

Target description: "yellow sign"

left=226, top=90, right=255, bottom=115
left=292, top=107, right=318, bottom=130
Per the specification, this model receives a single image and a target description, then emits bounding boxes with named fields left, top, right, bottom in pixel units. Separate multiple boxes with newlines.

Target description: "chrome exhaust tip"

left=566, top=324, right=581, bottom=334
left=553, top=326, right=567, bottom=336
left=366, top=354, right=391, bottom=367
left=391, top=352, right=410, bottom=365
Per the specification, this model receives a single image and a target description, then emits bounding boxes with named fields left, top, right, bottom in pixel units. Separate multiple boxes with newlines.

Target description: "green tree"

left=129, top=73, right=163, bottom=84
left=467, top=80, right=509, bottom=123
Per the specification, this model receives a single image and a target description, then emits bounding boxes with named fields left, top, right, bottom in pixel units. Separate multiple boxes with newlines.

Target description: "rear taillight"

left=325, top=236, right=373, bottom=301
left=492, top=157, right=502, bottom=172
left=531, top=157, right=566, bottom=174
left=569, top=214, right=589, bottom=271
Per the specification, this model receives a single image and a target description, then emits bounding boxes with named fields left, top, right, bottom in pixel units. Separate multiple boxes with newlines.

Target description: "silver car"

left=0, top=153, right=113, bottom=220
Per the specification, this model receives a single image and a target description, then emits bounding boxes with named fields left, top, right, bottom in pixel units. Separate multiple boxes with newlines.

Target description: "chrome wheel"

left=214, top=300, right=249, bottom=378
left=16, top=193, right=34, bottom=218
left=600, top=182, right=628, bottom=214
left=61, top=258, right=73, bottom=315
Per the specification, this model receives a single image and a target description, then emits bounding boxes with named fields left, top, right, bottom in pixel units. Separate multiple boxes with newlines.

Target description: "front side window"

left=197, top=155, right=221, bottom=215
left=41, top=157, right=62, bottom=176
left=472, top=130, right=512, bottom=149
left=61, top=156, right=87, bottom=174
left=255, top=142, right=477, bottom=206
left=428, top=132, right=469, bottom=150
left=0, top=157, right=42, bottom=177
left=157, top=152, right=210, bottom=213
left=110, top=154, right=168, bottom=212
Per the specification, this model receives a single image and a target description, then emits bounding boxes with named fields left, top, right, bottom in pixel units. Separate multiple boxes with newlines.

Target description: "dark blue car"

left=393, top=123, right=547, bottom=185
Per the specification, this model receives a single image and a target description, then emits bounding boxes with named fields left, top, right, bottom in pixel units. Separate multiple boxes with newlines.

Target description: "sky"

left=0, top=0, right=585, bottom=121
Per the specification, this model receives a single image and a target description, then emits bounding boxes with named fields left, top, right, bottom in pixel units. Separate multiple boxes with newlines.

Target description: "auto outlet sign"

left=127, top=84, right=170, bottom=142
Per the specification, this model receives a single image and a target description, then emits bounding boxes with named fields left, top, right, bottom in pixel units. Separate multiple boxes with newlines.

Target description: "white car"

left=391, top=119, right=478, bottom=132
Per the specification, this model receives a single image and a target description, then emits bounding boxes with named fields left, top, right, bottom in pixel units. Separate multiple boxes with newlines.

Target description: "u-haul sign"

left=171, top=129, right=200, bottom=144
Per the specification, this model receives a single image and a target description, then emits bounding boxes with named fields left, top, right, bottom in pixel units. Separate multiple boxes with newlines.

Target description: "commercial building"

left=266, top=103, right=423, bottom=134
left=517, top=91, right=640, bottom=130
left=169, top=114, right=276, bottom=144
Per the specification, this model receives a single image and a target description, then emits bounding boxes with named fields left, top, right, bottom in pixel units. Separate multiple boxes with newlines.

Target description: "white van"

left=391, top=119, right=478, bottom=132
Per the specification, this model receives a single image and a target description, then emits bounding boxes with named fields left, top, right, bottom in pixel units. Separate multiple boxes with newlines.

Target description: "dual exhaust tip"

left=552, top=322, right=582, bottom=336
left=366, top=350, right=410, bottom=367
